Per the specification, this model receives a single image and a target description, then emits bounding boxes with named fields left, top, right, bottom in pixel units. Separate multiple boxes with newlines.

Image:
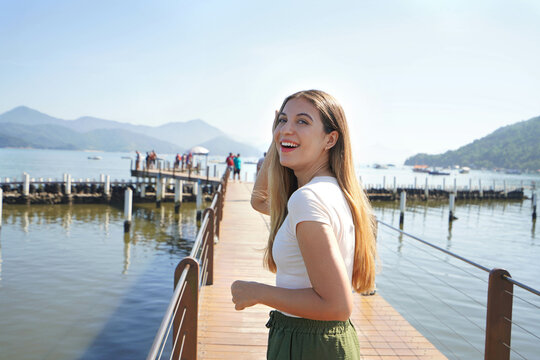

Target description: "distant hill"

left=199, top=136, right=263, bottom=158
left=0, top=106, right=261, bottom=156
left=405, top=115, right=540, bottom=171
left=0, top=122, right=182, bottom=152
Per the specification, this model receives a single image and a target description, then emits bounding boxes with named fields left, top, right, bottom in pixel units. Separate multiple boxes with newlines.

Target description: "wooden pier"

left=196, top=181, right=447, bottom=359
left=131, top=165, right=222, bottom=186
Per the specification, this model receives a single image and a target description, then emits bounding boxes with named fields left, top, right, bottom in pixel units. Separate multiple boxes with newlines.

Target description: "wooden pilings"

left=399, top=191, right=406, bottom=226
left=449, top=193, right=457, bottom=221
left=533, top=193, right=537, bottom=220
left=104, top=175, right=110, bottom=196
left=174, top=179, right=183, bottom=213
left=124, top=188, right=133, bottom=232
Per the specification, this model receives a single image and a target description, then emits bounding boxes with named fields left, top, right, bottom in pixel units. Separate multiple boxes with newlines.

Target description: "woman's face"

left=273, top=97, right=335, bottom=173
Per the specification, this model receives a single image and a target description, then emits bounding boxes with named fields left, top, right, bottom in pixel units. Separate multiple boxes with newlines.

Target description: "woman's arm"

left=250, top=146, right=272, bottom=215
left=231, top=221, right=353, bottom=321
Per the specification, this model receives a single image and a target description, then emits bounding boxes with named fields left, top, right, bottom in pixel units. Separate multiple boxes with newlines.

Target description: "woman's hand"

left=231, top=280, right=260, bottom=310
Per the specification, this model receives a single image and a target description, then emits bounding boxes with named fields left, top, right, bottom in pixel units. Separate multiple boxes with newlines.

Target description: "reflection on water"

left=0, top=201, right=205, bottom=360
left=373, top=199, right=539, bottom=360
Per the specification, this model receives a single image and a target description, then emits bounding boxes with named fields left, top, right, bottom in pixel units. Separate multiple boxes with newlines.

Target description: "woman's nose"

left=281, top=120, right=294, bottom=134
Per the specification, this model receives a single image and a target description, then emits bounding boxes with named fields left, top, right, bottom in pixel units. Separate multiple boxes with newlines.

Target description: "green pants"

left=266, top=310, right=361, bottom=360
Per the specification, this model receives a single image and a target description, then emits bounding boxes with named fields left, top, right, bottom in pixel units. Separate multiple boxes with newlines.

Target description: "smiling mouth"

left=280, top=141, right=299, bottom=152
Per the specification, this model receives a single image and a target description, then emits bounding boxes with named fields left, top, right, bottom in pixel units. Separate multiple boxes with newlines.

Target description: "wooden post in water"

left=124, top=188, right=133, bottom=232
left=424, top=177, right=429, bottom=199
left=156, top=176, right=164, bottom=208
left=174, top=179, right=183, bottom=213
left=503, top=181, right=507, bottom=197
left=104, top=175, right=110, bottom=196
left=469, top=178, right=472, bottom=191
left=196, top=180, right=203, bottom=224
left=532, top=193, right=537, bottom=220
left=399, top=191, right=406, bottom=226
left=443, top=178, right=446, bottom=191
left=414, top=176, right=417, bottom=189
left=449, top=193, right=456, bottom=222
left=479, top=179, right=483, bottom=198
left=214, top=164, right=217, bottom=177
left=393, top=176, right=397, bottom=194
left=382, top=176, right=386, bottom=189
left=453, top=178, right=457, bottom=193
left=141, top=177, right=146, bottom=198
left=65, top=174, right=72, bottom=195
left=196, top=180, right=203, bottom=211
left=23, top=173, right=30, bottom=196
left=493, top=179, right=496, bottom=191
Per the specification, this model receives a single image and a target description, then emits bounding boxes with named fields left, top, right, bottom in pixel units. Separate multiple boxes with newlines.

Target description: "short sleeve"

left=288, top=188, right=331, bottom=229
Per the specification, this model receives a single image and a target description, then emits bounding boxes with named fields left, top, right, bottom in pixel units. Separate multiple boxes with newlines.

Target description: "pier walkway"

left=131, top=168, right=222, bottom=186
left=197, top=181, right=447, bottom=359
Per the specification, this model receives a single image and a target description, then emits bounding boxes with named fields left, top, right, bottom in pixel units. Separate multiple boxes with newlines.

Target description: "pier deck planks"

left=197, top=181, right=447, bottom=359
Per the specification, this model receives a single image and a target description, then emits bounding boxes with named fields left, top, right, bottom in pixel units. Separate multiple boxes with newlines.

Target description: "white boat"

left=87, top=156, right=102, bottom=160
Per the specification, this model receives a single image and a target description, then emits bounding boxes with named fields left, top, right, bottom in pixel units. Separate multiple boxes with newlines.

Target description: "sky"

left=1, top=0, right=539, bottom=164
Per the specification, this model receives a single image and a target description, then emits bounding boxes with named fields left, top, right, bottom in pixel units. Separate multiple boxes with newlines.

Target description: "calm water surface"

left=0, top=202, right=201, bottom=360
left=373, top=199, right=539, bottom=360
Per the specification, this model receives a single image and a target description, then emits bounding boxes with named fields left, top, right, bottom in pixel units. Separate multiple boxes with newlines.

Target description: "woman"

left=231, top=90, right=377, bottom=359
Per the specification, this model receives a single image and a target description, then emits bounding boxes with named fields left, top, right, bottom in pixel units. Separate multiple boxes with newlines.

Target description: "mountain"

left=0, top=106, right=255, bottom=155
left=0, top=122, right=183, bottom=152
left=405, top=116, right=540, bottom=171
left=0, top=106, right=66, bottom=127
left=199, top=135, right=262, bottom=157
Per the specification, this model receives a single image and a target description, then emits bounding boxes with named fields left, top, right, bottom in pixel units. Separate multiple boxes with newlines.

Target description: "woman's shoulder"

left=289, top=177, right=340, bottom=206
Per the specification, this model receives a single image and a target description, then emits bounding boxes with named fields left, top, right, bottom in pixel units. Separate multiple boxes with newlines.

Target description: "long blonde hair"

left=264, top=90, right=377, bottom=293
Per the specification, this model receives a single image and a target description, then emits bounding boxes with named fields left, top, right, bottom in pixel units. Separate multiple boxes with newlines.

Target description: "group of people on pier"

left=135, top=150, right=158, bottom=170
left=174, top=152, right=193, bottom=171
left=135, top=150, right=195, bottom=172
left=226, top=153, right=242, bottom=181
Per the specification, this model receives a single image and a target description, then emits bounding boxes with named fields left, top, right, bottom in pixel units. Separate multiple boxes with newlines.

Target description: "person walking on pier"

left=226, top=152, right=235, bottom=178
left=233, top=153, right=242, bottom=182
left=231, top=90, right=377, bottom=360
left=135, top=150, right=141, bottom=170
left=256, top=152, right=267, bottom=176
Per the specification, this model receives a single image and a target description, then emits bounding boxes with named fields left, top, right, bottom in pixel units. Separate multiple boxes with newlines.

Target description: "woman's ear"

left=325, top=130, right=339, bottom=150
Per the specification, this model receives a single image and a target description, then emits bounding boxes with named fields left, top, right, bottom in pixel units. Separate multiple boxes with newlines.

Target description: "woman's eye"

left=298, top=119, right=308, bottom=125
left=278, top=118, right=287, bottom=123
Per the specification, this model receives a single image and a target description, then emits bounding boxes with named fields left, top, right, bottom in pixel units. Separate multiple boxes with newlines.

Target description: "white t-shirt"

left=273, top=176, right=355, bottom=295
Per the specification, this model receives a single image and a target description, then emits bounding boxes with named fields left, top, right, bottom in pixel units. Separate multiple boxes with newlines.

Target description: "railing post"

left=484, top=268, right=513, bottom=360
left=203, top=208, right=215, bottom=286
left=173, top=257, right=199, bottom=360
left=216, top=190, right=222, bottom=239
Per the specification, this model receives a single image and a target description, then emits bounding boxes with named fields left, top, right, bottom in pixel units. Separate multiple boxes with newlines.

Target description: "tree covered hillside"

left=405, top=116, right=540, bottom=171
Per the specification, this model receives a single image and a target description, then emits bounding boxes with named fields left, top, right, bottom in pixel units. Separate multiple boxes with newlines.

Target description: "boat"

left=505, top=169, right=521, bottom=175
left=459, top=166, right=470, bottom=174
left=87, top=156, right=102, bottom=160
left=429, top=169, right=450, bottom=175
left=412, top=165, right=430, bottom=173
left=121, top=156, right=132, bottom=159
left=373, top=163, right=388, bottom=169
